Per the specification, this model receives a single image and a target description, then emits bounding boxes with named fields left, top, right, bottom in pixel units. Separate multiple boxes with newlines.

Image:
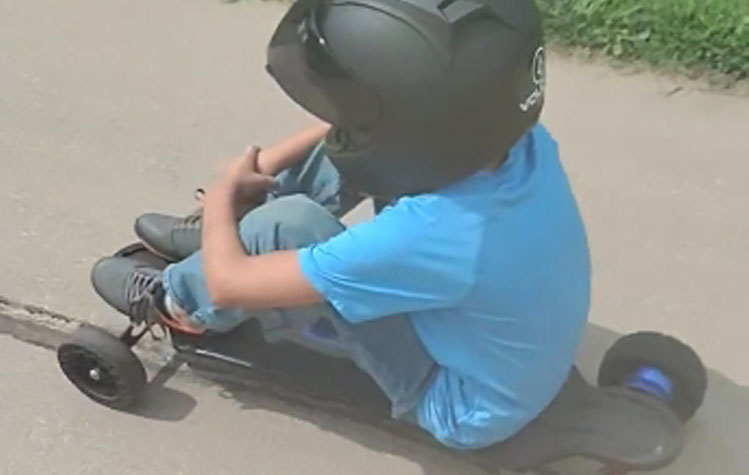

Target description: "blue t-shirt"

left=298, top=125, right=590, bottom=449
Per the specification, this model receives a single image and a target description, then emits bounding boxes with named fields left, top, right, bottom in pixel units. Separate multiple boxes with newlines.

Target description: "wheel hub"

left=58, top=346, right=119, bottom=400
left=625, top=366, right=674, bottom=402
left=88, top=368, right=102, bottom=382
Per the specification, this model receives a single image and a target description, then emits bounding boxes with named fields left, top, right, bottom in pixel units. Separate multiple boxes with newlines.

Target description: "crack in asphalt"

left=0, top=295, right=78, bottom=350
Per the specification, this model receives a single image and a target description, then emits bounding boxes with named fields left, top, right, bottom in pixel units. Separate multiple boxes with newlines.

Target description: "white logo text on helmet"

left=519, top=46, right=545, bottom=113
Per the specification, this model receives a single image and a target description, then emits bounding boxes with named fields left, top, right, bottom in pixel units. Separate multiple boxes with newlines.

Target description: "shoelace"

left=175, top=188, right=205, bottom=231
left=175, top=212, right=202, bottom=231
left=125, top=269, right=163, bottom=326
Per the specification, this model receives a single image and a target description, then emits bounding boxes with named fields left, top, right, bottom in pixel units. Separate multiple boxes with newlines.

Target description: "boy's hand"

left=221, top=146, right=275, bottom=199
left=209, top=146, right=276, bottom=217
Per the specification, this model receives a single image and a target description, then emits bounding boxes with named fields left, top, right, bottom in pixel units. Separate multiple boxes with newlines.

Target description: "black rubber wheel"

left=598, top=331, right=707, bottom=422
left=58, top=326, right=147, bottom=410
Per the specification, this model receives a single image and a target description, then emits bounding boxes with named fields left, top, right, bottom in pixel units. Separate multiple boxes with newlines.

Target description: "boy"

left=92, top=0, right=590, bottom=449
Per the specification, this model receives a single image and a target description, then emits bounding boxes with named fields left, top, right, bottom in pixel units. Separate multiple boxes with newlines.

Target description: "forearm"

left=201, top=183, right=321, bottom=309
left=201, top=186, right=247, bottom=304
left=256, top=122, right=330, bottom=176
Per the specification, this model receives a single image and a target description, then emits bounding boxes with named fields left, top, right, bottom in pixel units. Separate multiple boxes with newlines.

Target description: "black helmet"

left=267, top=0, right=545, bottom=198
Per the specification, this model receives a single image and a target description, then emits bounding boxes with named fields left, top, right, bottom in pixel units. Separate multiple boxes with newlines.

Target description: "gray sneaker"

left=91, top=256, right=167, bottom=326
left=134, top=211, right=202, bottom=262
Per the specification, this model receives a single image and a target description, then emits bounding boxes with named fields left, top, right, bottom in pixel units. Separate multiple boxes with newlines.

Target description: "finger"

left=255, top=174, right=276, bottom=190
left=243, top=145, right=261, bottom=170
left=239, top=174, right=276, bottom=194
left=244, top=145, right=261, bottom=156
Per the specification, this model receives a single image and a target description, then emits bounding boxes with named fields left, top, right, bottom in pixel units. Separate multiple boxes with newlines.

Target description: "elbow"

left=207, top=286, right=234, bottom=308
left=205, top=271, right=238, bottom=308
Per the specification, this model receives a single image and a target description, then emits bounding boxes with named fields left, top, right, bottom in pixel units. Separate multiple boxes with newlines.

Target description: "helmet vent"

left=437, top=0, right=485, bottom=23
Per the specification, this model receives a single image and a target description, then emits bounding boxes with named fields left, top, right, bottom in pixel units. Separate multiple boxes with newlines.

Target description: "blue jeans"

left=162, top=144, right=437, bottom=419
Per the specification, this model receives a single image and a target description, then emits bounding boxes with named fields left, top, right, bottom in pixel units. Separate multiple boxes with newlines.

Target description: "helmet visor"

left=266, top=0, right=379, bottom=127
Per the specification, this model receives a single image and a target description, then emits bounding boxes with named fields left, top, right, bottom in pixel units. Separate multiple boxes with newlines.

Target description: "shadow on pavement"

left=220, top=386, right=474, bottom=474
left=132, top=357, right=198, bottom=422
left=133, top=323, right=749, bottom=474
left=574, top=325, right=749, bottom=475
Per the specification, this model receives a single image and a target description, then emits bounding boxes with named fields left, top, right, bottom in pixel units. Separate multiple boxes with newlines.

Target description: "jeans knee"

left=238, top=195, right=344, bottom=252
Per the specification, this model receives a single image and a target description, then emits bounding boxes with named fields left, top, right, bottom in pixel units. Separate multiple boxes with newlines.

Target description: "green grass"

left=538, top=0, right=749, bottom=80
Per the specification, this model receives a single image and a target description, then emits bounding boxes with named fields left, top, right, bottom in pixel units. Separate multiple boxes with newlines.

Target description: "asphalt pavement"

left=1, top=0, right=748, bottom=473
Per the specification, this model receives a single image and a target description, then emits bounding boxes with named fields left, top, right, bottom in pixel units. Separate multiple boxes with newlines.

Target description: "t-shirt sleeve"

left=297, top=198, right=479, bottom=323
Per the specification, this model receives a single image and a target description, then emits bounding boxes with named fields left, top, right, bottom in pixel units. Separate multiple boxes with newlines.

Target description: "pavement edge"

left=0, top=295, right=79, bottom=350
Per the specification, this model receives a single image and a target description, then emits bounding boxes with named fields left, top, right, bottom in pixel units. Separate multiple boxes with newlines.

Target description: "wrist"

left=255, top=149, right=276, bottom=176
left=205, top=184, right=231, bottom=210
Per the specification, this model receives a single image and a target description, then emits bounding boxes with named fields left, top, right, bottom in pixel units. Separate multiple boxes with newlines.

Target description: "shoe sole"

left=137, top=239, right=179, bottom=263
left=134, top=219, right=201, bottom=263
